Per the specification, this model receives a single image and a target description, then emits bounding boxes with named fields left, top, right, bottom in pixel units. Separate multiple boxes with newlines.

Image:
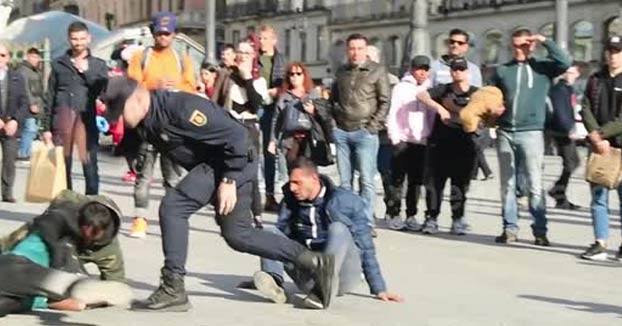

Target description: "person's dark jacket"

left=547, top=79, right=576, bottom=135
left=17, top=61, right=46, bottom=120
left=139, top=91, right=253, bottom=185
left=581, top=66, right=622, bottom=148
left=1, top=69, right=29, bottom=126
left=330, top=60, right=391, bottom=133
left=277, top=175, right=387, bottom=295
left=44, top=50, right=108, bottom=131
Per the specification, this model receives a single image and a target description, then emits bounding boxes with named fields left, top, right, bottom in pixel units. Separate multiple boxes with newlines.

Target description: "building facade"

left=222, top=0, right=622, bottom=78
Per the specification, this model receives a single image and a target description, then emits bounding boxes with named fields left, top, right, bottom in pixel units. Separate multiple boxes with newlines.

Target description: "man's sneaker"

left=69, top=279, right=133, bottom=308
left=555, top=200, right=581, bottom=210
left=581, top=242, right=608, bottom=261
left=253, top=271, right=286, bottom=304
left=450, top=218, right=468, bottom=235
left=302, top=293, right=324, bottom=309
left=404, top=216, right=422, bottom=232
left=495, top=230, right=518, bottom=244
left=421, top=219, right=439, bottom=234
left=534, top=235, right=550, bottom=247
left=129, top=217, right=147, bottom=238
left=132, top=268, right=192, bottom=312
left=386, top=216, right=405, bottom=230
left=264, top=195, right=279, bottom=213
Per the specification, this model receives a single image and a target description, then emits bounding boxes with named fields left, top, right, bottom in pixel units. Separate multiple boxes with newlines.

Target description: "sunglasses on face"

left=449, top=39, right=467, bottom=46
left=451, top=66, right=468, bottom=72
left=155, top=32, right=172, bottom=37
left=289, top=72, right=303, bottom=77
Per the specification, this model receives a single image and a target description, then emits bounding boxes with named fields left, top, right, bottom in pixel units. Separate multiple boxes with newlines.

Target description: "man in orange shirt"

left=126, top=11, right=196, bottom=238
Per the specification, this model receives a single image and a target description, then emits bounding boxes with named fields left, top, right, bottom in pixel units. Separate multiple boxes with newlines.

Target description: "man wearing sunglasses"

left=491, top=29, right=570, bottom=246
left=430, top=29, right=482, bottom=87
left=0, top=43, right=28, bottom=203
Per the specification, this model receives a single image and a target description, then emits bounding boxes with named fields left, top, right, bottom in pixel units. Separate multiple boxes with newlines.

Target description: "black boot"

left=0, top=296, right=24, bottom=317
left=296, top=251, right=335, bottom=309
left=132, top=267, right=191, bottom=312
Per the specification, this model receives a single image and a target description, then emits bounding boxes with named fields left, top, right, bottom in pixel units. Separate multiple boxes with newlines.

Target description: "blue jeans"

left=261, top=223, right=362, bottom=297
left=496, top=130, right=547, bottom=236
left=260, top=107, right=276, bottom=195
left=18, top=117, right=38, bottom=159
left=590, top=183, right=622, bottom=241
left=333, top=128, right=379, bottom=224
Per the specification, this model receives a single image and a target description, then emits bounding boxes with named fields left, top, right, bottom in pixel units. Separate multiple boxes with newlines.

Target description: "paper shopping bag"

left=585, top=147, right=622, bottom=189
left=25, top=142, right=67, bottom=202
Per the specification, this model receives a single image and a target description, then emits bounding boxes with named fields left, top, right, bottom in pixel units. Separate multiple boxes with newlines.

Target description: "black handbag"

left=281, top=100, right=312, bottom=133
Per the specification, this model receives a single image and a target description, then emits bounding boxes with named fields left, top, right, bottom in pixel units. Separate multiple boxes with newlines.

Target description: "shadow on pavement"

left=24, top=310, right=98, bottom=326
left=0, top=209, right=36, bottom=224
left=518, top=295, right=622, bottom=316
left=126, top=273, right=269, bottom=304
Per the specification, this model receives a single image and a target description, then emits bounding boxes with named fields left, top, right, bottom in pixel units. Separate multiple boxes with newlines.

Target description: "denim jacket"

left=277, top=175, right=387, bottom=294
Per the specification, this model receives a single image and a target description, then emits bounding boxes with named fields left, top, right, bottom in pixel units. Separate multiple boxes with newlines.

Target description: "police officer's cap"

left=100, top=77, right=138, bottom=122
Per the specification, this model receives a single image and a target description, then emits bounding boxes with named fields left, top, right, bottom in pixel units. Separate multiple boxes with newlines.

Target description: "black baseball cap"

left=411, top=55, right=430, bottom=69
left=100, top=77, right=138, bottom=122
left=605, top=35, right=622, bottom=51
left=449, top=57, right=468, bottom=71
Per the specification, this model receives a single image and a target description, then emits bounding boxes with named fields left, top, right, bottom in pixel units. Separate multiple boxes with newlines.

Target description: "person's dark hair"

left=201, top=61, right=219, bottom=72
left=449, top=28, right=469, bottom=42
left=26, top=47, right=41, bottom=55
left=67, top=21, right=90, bottom=35
left=511, top=28, right=532, bottom=38
left=288, top=157, right=318, bottom=175
left=222, top=43, right=235, bottom=53
left=78, top=202, right=114, bottom=234
left=346, top=33, right=369, bottom=46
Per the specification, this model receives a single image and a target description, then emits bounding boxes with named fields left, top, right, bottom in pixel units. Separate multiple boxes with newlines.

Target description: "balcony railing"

left=434, top=0, right=552, bottom=15
left=330, top=1, right=410, bottom=23
left=223, top=0, right=326, bottom=19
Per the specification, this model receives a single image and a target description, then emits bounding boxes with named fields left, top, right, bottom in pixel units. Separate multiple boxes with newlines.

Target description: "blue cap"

left=152, top=12, right=176, bottom=33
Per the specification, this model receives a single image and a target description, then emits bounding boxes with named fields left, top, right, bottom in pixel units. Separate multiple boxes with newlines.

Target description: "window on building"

left=331, top=40, right=346, bottom=72
left=300, top=31, right=307, bottom=62
left=482, top=30, right=503, bottom=65
left=316, top=25, right=323, bottom=61
left=387, top=36, right=401, bottom=67
left=63, top=4, right=80, bottom=16
left=572, top=20, right=594, bottom=62
left=285, top=29, right=291, bottom=58
left=232, top=30, right=240, bottom=45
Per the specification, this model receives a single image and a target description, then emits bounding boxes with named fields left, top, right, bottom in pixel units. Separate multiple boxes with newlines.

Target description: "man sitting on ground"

left=249, top=157, right=402, bottom=308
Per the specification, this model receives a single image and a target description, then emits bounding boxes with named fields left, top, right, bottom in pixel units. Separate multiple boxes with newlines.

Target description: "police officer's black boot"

left=296, top=251, right=335, bottom=309
left=132, top=267, right=191, bottom=312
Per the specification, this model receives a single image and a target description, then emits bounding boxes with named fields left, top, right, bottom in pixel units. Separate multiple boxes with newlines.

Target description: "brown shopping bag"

left=585, top=147, right=622, bottom=189
left=25, top=142, right=67, bottom=202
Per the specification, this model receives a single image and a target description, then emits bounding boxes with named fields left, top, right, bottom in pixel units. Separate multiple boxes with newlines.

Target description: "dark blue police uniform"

left=139, top=91, right=308, bottom=275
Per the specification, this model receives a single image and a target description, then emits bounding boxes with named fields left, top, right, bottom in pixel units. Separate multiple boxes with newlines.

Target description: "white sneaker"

left=404, top=216, right=422, bottom=232
left=386, top=216, right=405, bottom=230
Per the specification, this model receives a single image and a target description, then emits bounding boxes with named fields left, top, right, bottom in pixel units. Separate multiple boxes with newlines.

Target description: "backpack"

left=141, top=46, right=184, bottom=73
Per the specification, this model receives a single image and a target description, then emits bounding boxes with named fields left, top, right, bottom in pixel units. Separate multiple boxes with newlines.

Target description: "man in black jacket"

left=547, top=63, right=581, bottom=210
left=16, top=47, right=45, bottom=161
left=45, top=21, right=108, bottom=195
left=0, top=43, right=29, bottom=202
left=330, top=33, right=390, bottom=230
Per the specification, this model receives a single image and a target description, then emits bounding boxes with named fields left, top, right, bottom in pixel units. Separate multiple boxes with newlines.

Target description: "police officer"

left=100, top=77, right=335, bottom=311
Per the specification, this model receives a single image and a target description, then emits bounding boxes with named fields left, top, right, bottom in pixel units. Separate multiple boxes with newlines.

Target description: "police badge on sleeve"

left=189, top=110, right=207, bottom=127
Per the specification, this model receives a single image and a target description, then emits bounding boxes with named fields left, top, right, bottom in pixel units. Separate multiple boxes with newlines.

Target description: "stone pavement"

left=1, top=148, right=621, bottom=326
